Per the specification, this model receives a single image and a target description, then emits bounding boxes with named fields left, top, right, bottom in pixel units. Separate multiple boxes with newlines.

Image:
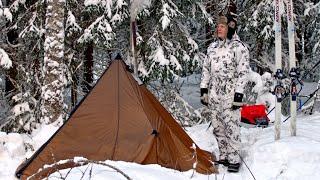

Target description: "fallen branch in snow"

left=83, top=160, right=132, bottom=180
left=30, top=157, right=132, bottom=180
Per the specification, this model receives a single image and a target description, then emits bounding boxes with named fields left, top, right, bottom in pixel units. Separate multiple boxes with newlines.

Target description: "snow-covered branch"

left=0, top=7, right=12, bottom=22
left=66, top=10, right=82, bottom=37
left=130, top=0, right=151, bottom=21
left=0, top=48, right=12, bottom=69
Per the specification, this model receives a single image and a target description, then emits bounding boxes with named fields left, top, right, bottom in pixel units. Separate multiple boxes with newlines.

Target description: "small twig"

left=79, top=163, right=91, bottom=180
left=63, top=167, right=73, bottom=179
left=89, top=164, right=93, bottom=179
left=80, top=160, right=132, bottom=180
left=6, top=36, right=23, bottom=48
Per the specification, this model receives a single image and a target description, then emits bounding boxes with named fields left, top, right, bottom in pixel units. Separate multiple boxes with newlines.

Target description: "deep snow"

left=2, top=112, right=319, bottom=180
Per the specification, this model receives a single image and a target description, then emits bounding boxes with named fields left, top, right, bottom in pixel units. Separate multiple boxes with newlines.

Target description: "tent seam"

left=111, top=60, right=120, bottom=159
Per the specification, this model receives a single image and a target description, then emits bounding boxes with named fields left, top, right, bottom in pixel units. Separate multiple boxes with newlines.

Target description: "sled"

left=240, top=104, right=270, bottom=128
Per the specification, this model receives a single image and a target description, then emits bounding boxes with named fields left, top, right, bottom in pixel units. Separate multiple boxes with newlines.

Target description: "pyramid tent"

left=15, top=59, right=217, bottom=179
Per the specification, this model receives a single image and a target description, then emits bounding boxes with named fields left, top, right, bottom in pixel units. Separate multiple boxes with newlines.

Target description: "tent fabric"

left=15, top=59, right=217, bottom=179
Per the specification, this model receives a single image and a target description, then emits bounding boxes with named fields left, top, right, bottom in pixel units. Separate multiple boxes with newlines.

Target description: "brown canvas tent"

left=15, top=58, right=217, bottom=179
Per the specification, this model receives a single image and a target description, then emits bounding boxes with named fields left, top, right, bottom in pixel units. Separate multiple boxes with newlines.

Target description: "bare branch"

left=30, top=159, right=132, bottom=180
left=6, top=37, right=23, bottom=48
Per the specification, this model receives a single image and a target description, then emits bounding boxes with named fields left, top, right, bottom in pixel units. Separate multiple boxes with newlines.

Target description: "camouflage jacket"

left=200, top=37, right=250, bottom=96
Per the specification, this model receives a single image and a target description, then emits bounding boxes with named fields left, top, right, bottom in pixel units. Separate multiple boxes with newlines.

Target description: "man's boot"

left=227, top=163, right=240, bottom=172
left=215, top=159, right=230, bottom=167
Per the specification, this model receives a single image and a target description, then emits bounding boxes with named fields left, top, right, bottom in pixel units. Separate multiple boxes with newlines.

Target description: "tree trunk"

left=205, top=1, right=215, bottom=47
left=71, top=56, right=78, bottom=107
left=41, top=0, right=66, bottom=124
left=82, top=43, right=93, bottom=94
left=5, top=28, right=18, bottom=95
left=2, top=0, right=8, bottom=6
left=5, top=67, right=16, bottom=94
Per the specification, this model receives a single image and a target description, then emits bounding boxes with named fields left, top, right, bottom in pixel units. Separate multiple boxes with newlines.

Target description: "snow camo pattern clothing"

left=200, top=38, right=250, bottom=163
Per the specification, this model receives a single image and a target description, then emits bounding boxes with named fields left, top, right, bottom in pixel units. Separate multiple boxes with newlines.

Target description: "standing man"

left=200, top=15, right=250, bottom=172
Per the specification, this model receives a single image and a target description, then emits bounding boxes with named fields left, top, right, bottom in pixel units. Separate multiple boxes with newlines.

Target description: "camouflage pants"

left=209, top=100, right=241, bottom=164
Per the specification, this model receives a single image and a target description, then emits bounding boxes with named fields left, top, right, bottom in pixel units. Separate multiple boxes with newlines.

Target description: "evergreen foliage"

left=0, top=0, right=319, bottom=132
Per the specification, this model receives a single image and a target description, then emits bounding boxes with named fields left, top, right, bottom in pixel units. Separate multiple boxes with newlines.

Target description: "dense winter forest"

left=0, top=0, right=319, bottom=133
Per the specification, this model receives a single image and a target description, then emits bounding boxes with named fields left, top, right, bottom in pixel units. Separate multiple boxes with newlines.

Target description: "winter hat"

left=216, top=16, right=228, bottom=26
left=214, top=16, right=228, bottom=39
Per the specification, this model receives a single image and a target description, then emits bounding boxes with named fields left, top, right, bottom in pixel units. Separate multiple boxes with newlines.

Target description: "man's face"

left=217, top=23, right=228, bottom=39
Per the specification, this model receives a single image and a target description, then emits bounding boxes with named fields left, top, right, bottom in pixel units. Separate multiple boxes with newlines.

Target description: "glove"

left=200, top=88, right=209, bottom=106
left=231, top=92, right=243, bottom=110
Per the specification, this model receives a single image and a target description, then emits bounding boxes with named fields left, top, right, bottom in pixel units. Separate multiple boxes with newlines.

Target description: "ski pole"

left=301, top=60, right=320, bottom=80
left=283, top=86, right=320, bottom=123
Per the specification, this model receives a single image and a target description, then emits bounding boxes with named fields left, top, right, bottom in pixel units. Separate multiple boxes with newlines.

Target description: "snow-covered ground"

left=2, top=112, right=320, bottom=180
left=1, top=76, right=320, bottom=179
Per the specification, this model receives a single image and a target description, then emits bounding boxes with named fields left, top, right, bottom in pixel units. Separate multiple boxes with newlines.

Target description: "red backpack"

left=241, top=104, right=270, bottom=127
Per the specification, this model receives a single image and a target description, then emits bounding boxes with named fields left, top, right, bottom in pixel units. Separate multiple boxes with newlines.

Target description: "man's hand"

left=200, top=88, right=209, bottom=106
left=201, top=94, right=208, bottom=106
left=232, top=92, right=243, bottom=110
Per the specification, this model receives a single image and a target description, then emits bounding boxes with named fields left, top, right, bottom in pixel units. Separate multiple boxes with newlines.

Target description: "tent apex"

left=114, top=53, right=122, bottom=60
